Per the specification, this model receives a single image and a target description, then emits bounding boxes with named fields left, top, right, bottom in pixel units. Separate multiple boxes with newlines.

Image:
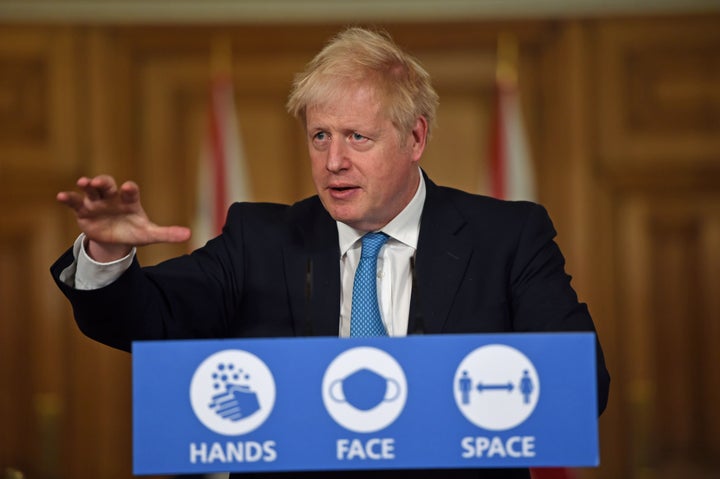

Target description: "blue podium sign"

left=132, top=333, right=599, bottom=474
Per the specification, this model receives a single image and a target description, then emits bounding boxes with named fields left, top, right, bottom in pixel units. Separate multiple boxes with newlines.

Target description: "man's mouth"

left=327, top=185, right=360, bottom=198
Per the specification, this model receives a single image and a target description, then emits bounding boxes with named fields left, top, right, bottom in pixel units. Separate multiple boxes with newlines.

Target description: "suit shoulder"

left=436, top=185, right=545, bottom=223
left=227, top=201, right=290, bottom=217
left=225, top=196, right=326, bottom=229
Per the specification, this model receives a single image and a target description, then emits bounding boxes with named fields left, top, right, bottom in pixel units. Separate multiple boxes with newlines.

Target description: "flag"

left=531, top=468, right=577, bottom=479
left=488, top=72, right=536, bottom=202
left=193, top=74, right=251, bottom=249
left=489, top=37, right=576, bottom=479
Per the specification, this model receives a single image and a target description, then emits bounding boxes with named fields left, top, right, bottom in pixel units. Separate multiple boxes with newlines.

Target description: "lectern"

left=132, top=333, right=599, bottom=474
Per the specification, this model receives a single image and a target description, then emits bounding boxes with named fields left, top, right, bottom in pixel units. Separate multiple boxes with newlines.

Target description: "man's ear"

left=409, top=116, right=429, bottom=161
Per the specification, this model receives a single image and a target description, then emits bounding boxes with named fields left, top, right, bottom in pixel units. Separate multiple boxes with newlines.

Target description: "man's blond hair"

left=287, top=27, right=439, bottom=138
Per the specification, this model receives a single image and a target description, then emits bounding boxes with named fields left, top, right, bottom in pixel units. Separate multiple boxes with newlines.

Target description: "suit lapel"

left=409, top=178, right=472, bottom=334
left=283, top=198, right=341, bottom=337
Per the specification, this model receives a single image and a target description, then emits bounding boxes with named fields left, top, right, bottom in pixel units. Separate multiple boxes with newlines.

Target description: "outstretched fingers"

left=78, top=175, right=118, bottom=201
left=57, top=175, right=192, bottom=248
left=119, top=180, right=140, bottom=205
left=56, top=190, right=85, bottom=211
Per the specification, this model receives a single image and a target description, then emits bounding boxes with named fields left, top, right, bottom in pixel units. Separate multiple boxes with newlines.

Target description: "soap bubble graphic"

left=207, top=361, right=260, bottom=421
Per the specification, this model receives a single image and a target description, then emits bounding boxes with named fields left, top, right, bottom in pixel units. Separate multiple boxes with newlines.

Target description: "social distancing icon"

left=454, top=344, right=540, bottom=431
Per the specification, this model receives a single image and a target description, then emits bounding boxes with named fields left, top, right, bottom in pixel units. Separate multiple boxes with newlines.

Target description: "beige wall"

left=0, top=15, right=719, bottom=479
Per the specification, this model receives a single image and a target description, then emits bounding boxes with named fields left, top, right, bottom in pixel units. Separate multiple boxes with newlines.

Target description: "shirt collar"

left=337, top=169, right=426, bottom=256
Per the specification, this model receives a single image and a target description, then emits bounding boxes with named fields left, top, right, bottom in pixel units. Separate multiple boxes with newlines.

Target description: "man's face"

left=306, top=85, right=427, bottom=232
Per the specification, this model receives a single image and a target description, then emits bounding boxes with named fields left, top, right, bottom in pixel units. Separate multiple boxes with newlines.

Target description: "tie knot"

left=360, top=232, right=389, bottom=259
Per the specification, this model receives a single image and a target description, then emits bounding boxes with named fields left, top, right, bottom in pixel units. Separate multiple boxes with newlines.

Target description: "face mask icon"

left=329, top=368, right=400, bottom=411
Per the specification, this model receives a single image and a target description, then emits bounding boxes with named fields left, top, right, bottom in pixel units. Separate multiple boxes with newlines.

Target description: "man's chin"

left=321, top=200, right=356, bottom=222
left=332, top=213, right=360, bottom=228
left=327, top=209, right=364, bottom=230
left=321, top=199, right=381, bottom=231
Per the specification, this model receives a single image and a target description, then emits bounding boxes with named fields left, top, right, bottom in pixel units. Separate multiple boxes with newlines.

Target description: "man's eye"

left=351, top=132, right=367, bottom=142
left=314, top=131, right=327, bottom=141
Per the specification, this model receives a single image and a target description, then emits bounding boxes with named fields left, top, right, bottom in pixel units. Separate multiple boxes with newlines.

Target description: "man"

left=52, top=27, right=609, bottom=478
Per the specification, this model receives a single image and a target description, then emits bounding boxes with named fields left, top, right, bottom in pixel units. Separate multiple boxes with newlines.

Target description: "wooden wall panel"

left=616, top=193, right=720, bottom=479
left=0, top=207, right=71, bottom=479
left=0, top=25, right=81, bottom=479
left=0, top=219, right=35, bottom=474
left=0, top=27, right=79, bottom=186
left=64, top=333, right=134, bottom=478
left=421, top=50, right=495, bottom=195
left=596, top=17, right=720, bottom=168
left=591, top=14, right=720, bottom=479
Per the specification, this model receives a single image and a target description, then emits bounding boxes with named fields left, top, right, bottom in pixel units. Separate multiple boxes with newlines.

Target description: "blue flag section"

left=132, top=333, right=599, bottom=475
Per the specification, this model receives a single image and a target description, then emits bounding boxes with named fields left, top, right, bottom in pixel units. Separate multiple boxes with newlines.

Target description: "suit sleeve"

left=509, top=203, right=610, bottom=415
left=49, top=205, right=249, bottom=352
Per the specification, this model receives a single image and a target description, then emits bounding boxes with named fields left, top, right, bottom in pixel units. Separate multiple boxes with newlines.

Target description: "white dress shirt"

left=61, top=171, right=427, bottom=338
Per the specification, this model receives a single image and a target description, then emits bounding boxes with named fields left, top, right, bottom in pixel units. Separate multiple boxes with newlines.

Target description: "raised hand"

left=56, top=175, right=191, bottom=262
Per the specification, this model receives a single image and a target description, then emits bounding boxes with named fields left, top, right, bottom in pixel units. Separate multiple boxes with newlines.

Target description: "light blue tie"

left=350, top=232, right=389, bottom=337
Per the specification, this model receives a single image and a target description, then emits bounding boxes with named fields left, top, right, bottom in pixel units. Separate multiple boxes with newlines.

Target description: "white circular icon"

left=189, top=349, right=276, bottom=436
left=322, top=347, right=407, bottom=433
left=454, top=344, right=540, bottom=431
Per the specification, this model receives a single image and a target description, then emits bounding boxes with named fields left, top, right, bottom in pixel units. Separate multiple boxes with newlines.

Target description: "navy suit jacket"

left=51, top=176, right=609, bottom=479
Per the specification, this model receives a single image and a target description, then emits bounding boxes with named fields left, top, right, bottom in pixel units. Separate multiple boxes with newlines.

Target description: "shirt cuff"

left=58, top=234, right=136, bottom=290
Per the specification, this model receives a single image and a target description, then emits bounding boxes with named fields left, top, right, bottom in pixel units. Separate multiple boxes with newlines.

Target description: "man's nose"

left=326, top=139, right=350, bottom=172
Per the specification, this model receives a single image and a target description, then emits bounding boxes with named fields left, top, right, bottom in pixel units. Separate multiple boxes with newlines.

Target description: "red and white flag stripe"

left=488, top=78, right=536, bottom=202
left=193, top=74, right=251, bottom=248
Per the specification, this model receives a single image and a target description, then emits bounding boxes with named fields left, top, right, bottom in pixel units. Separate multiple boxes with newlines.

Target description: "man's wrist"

left=72, top=234, right=135, bottom=290
left=84, top=237, right=133, bottom=263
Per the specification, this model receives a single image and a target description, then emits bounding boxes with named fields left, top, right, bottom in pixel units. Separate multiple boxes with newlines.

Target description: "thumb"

left=148, top=225, right=192, bottom=244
